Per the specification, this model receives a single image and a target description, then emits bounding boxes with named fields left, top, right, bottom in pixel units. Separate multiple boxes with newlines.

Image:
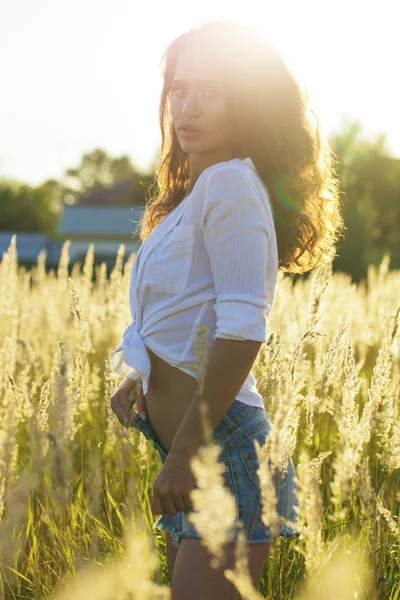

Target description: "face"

left=169, top=46, right=236, bottom=162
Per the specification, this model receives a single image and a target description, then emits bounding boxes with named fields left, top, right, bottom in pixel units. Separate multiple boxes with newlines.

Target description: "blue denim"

left=130, top=400, right=300, bottom=548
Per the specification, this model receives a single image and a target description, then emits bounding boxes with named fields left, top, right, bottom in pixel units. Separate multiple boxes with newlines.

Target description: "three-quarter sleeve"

left=200, top=165, right=272, bottom=343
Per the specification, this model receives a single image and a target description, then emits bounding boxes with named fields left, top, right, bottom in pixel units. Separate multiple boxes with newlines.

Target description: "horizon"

left=1, top=0, right=399, bottom=187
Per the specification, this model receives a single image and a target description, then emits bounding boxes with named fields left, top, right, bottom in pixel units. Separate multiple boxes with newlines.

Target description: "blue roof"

left=0, top=231, right=141, bottom=266
left=0, top=232, right=50, bottom=262
left=1, top=206, right=146, bottom=266
left=58, top=205, right=144, bottom=236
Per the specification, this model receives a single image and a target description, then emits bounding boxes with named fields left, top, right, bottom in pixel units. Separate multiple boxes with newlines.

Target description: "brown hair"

left=139, top=20, right=345, bottom=275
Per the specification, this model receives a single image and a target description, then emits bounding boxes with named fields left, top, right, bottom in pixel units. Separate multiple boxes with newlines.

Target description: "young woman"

left=110, top=20, right=344, bottom=599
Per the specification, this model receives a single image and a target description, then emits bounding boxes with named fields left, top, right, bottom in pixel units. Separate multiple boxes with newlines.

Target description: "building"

left=57, top=204, right=144, bottom=269
left=0, top=232, right=57, bottom=267
left=0, top=204, right=145, bottom=272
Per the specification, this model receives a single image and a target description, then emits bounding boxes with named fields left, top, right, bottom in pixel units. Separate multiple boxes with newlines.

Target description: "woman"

left=110, top=20, right=344, bottom=598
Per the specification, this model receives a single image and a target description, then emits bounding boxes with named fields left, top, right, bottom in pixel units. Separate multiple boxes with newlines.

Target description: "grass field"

left=0, top=235, right=399, bottom=599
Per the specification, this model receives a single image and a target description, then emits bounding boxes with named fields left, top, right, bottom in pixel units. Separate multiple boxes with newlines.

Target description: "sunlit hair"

left=139, top=20, right=345, bottom=275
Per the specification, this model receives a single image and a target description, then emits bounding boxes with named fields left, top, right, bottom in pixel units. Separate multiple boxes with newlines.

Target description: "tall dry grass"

left=0, top=234, right=399, bottom=599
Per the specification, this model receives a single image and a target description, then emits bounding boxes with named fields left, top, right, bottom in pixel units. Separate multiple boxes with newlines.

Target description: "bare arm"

left=169, top=337, right=262, bottom=459
left=168, top=168, right=271, bottom=458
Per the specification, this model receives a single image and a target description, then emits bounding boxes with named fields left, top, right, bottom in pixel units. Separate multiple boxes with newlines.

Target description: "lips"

left=178, top=125, right=204, bottom=132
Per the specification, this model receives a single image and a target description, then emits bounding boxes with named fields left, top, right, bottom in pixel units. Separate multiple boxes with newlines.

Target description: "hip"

left=130, top=397, right=272, bottom=461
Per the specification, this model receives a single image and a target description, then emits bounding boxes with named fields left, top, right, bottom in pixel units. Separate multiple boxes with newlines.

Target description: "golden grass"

left=0, top=235, right=399, bottom=599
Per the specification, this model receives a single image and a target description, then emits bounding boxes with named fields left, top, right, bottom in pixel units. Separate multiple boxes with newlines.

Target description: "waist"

left=145, top=346, right=200, bottom=452
left=110, top=320, right=265, bottom=408
left=146, top=344, right=198, bottom=398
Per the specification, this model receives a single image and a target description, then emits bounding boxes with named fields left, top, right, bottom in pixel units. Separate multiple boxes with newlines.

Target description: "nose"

left=181, top=90, right=200, bottom=116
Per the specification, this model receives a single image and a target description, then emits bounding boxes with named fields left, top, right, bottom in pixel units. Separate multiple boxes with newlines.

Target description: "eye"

left=203, top=89, right=217, bottom=98
left=171, top=87, right=217, bottom=98
left=172, top=86, right=185, bottom=96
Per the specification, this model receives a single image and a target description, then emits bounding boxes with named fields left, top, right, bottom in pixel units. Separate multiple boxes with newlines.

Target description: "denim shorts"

left=130, top=399, right=300, bottom=548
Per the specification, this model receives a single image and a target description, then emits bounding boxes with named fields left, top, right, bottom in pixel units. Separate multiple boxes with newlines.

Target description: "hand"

left=151, top=451, right=197, bottom=516
left=110, top=376, right=147, bottom=427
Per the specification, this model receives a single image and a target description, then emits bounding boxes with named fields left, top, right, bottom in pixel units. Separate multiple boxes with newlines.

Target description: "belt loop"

left=221, top=413, right=240, bottom=432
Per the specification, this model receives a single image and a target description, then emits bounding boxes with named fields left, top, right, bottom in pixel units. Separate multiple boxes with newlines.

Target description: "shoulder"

left=201, top=159, right=270, bottom=213
left=198, top=160, right=276, bottom=239
left=192, top=159, right=262, bottom=201
left=204, top=159, right=256, bottom=189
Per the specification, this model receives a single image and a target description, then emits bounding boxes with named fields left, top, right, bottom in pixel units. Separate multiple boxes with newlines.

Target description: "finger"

left=112, top=393, right=137, bottom=427
left=124, top=406, right=139, bottom=427
left=137, top=381, right=145, bottom=413
left=151, top=491, right=164, bottom=515
left=183, top=494, right=194, bottom=511
left=111, top=397, right=127, bottom=426
left=112, top=388, right=131, bottom=408
left=172, top=495, right=188, bottom=513
left=137, top=386, right=147, bottom=418
left=117, top=387, right=137, bottom=415
left=118, top=378, right=137, bottom=390
left=135, top=380, right=142, bottom=412
left=160, top=497, right=180, bottom=516
left=126, top=386, right=138, bottom=411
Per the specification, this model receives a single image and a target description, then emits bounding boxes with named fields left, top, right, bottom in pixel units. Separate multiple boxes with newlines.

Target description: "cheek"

left=169, top=97, right=231, bottom=137
left=209, top=111, right=232, bottom=139
left=169, top=96, right=180, bottom=121
left=207, top=100, right=230, bottom=126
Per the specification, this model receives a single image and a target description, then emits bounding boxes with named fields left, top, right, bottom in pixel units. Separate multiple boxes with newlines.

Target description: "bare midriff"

left=145, top=345, right=199, bottom=454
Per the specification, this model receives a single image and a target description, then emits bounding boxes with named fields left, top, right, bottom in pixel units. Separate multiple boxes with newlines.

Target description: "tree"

left=0, top=179, right=62, bottom=235
left=62, top=148, right=154, bottom=206
left=328, top=117, right=400, bottom=280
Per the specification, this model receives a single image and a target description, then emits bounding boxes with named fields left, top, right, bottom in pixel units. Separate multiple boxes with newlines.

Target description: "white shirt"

left=109, top=157, right=279, bottom=408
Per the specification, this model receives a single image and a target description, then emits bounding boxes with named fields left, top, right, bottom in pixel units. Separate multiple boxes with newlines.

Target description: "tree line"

left=1, top=119, right=399, bottom=282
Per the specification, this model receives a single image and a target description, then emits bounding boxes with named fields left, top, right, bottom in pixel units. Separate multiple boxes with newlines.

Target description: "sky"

left=1, top=0, right=399, bottom=187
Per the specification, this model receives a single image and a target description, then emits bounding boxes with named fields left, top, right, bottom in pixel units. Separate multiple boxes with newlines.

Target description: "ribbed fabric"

left=109, top=157, right=279, bottom=408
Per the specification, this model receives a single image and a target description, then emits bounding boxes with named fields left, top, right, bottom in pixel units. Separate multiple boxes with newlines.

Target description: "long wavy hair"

left=139, top=20, right=345, bottom=275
